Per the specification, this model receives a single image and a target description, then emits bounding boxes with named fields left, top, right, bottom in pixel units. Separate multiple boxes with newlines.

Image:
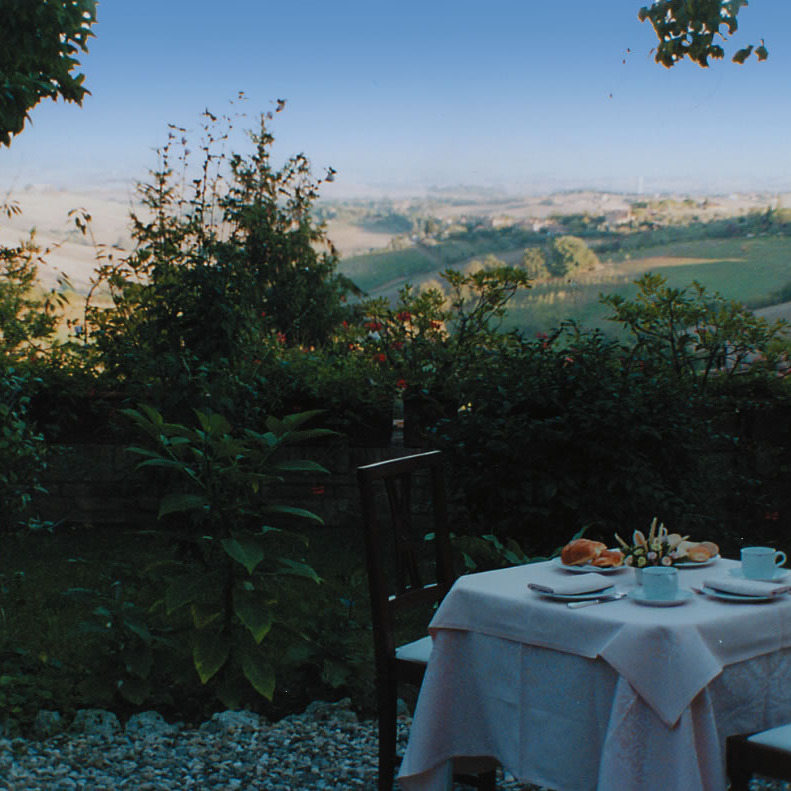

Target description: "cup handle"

left=776, top=551, right=787, bottom=567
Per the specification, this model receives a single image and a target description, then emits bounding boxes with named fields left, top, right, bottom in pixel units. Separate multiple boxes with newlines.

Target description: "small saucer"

left=629, top=589, right=694, bottom=607
left=729, top=567, right=789, bottom=582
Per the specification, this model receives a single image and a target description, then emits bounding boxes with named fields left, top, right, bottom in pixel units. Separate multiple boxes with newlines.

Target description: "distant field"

left=509, top=236, right=791, bottom=335
left=339, top=226, right=544, bottom=295
left=341, top=235, right=791, bottom=336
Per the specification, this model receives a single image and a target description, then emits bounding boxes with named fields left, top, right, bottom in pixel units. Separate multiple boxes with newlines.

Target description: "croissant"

left=590, top=549, right=624, bottom=568
left=561, top=538, right=607, bottom=566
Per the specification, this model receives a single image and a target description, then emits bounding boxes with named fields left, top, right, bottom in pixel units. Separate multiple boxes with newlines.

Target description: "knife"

left=567, top=592, right=628, bottom=608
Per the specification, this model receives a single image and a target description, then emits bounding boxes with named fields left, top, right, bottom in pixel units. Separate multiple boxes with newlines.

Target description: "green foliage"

left=0, top=369, right=48, bottom=532
left=62, top=580, right=171, bottom=707
left=601, top=273, right=788, bottom=388
left=123, top=404, right=331, bottom=706
left=0, top=648, right=57, bottom=733
left=546, top=235, right=600, bottom=278
left=360, top=263, right=531, bottom=397
left=438, top=323, right=720, bottom=553
left=0, top=0, right=97, bottom=145
left=639, top=0, right=766, bottom=68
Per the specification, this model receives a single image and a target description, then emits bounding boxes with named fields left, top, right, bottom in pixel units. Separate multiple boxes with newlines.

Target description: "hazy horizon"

left=2, top=2, right=790, bottom=199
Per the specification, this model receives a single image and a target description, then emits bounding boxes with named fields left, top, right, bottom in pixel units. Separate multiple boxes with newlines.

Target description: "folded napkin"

left=703, top=577, right=791, bottom=597
left=528, top=574, right=614, bottom=596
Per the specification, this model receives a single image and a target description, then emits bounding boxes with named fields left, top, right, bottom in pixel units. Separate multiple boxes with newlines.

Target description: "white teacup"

left=643, top=566, right=679, bottom=600
left=741, top=546, right=787, bottom=580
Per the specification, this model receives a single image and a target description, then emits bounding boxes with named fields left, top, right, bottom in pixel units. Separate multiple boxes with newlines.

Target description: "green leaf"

left=158, top=493, right=209, bottom=519
left=221, top=537, right=266, bottom=575
left=271, top=460, right=329, bottom=474
left=118, top=677, right=151, bottom=705
left=233, top=590, right=273, bottom=644
left=215, top=677, right=248, bottom=710
left=194, top=410, right=233, bottom=435
left=278, top=557, right=322, bottom=584
left=123, top=618, right=153, bottom=643
left=138, top=458, right=196, bottom=475
left=240, top=651, right=275, bottom=700
left=285, top=428, right=338, bottom=442
left=166, top=573, right=213, bottom=614
left=193, top=630, right=229, bottom=684
left=732, top=45, right=752, bottom=64
left=262, top=504, right=325, bottom=523
left=190, top=603, right=222, bottom=629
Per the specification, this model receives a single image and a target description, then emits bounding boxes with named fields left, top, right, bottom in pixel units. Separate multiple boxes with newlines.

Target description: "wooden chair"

left=727, top=726, right=791, bottom=790
left=357, top=450, right=496, bottom=791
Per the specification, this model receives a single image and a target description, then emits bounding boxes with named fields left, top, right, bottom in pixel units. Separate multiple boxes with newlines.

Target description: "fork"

left=567, top=592, right=629, bottom=608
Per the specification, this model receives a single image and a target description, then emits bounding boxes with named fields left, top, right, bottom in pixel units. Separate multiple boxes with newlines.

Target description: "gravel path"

left=0, top=702, right=789, bottom=790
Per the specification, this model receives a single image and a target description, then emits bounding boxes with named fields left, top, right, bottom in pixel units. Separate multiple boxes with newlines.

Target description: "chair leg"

left=377, top=677, right=398, bottom=791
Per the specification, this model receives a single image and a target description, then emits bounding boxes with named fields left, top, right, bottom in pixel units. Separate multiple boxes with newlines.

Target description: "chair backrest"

left=357, top=450, right=456, bottom=662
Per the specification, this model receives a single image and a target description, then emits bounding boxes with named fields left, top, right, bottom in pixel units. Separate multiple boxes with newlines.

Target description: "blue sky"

left=2, top=0, right=790, bottom=196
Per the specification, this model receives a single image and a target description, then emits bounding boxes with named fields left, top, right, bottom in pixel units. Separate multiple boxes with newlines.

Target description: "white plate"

left=535, top=585, right=617, bottom=602
left=553, top=556, right=626, bottom=574
left=629, top=589, right=694, bottom=607
left=700, top=585, right=776, bottom=603
left=728, top=567, right=789, bottom=582
left=674, top=554, right=720, bottom=569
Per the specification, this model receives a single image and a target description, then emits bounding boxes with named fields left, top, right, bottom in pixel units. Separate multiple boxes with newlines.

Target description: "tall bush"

left=86, top=107, right=356, bottom=420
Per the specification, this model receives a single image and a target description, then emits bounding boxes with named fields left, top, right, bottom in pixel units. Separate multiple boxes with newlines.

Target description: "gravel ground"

left=0, top=701, right=789, bottom=790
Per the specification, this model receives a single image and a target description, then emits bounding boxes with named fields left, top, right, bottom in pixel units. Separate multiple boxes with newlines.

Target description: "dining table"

left=396, top=556, right=791, bottom=791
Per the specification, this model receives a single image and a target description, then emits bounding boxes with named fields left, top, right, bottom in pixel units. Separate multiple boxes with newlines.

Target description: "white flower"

left=661, top=556, right=673, bottom=566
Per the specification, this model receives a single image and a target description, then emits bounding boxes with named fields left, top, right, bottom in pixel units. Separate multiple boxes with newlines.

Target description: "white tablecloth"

left=397, top=558, right=791, bottom=791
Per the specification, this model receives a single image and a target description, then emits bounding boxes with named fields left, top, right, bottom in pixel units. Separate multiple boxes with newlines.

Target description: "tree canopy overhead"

left=639, top=0, right=767, bottom=67
left=0, top=0, right=97, bottom=146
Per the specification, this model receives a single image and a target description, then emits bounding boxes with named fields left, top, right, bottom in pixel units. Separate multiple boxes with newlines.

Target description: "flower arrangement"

left=615, top=518, right=688, bottom=568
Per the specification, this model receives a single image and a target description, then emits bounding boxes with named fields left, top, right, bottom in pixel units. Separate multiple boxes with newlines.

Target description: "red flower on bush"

left=373, top=353, right=387, bottom=363
left=396, top=311, right=412, bottom=322
left=365, top=321, right=382, bottom=332
left=392, top=341, right=404, bottom=350
left=396, top=378, right=408, bottom=391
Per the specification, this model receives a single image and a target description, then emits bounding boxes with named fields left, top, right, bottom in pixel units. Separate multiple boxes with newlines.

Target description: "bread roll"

left=561, top=538, right=607, bottom=566
left=686, top=544, right=713, bottom=563
left=591, top=549, right=624, bottom=568
left=699, top=541, right=719, bottom=558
